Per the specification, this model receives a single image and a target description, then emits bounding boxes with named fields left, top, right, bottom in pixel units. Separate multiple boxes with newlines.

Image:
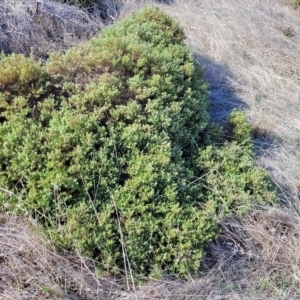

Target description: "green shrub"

left=0, top=7, right=276, bottom=277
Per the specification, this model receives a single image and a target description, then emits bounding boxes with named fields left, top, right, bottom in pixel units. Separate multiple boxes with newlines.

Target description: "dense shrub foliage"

left=0, top=7, right=276, bottom=277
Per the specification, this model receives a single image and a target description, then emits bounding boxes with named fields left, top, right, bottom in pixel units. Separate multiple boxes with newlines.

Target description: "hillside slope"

left=1, top=0, right=300, bottom=299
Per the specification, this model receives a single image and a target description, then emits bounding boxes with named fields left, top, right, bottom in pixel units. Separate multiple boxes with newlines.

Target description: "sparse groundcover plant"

left=283, top=26, right=295, bottom=37
left=0, top=7, right=277, bottom=278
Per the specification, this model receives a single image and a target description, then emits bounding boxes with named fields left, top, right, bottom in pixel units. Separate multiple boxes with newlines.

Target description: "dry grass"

left=0, top=213, right=124, bottom=300
left=0, top=0, right=172, bottom=58
left=3, top=207, right=300, bottom=299
left=0, top=0, right=103, bottom=58
left=145, top=0, right=300, bottom=202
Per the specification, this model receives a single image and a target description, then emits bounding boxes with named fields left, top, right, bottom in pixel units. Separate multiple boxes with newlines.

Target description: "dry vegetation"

left=150, top=0, right=300, bottom=203
left=3, top=207, right=300, bottom=299
left=1, top=0, right=300, bottom=299
left=0, top=213, right=127, bottom=300
left=0, top=0, right=103, bottom=58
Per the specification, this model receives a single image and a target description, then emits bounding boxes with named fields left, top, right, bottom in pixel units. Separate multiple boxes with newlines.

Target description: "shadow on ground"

left=195, top=52, right=291, bottom=204
left=195, top=54, right=246, bottom=125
